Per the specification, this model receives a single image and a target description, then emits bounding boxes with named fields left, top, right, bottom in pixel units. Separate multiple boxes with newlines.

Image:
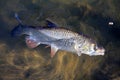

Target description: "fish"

left=11, top=13, right=105, bottom=57
left=11, top=24, right=105, bottom=57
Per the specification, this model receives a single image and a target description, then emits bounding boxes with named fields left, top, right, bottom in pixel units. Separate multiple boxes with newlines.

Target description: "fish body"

left=11, top=14, right=105, bottom=57
left=11, top=25, right=105, bottom=57
left=41, top=34, right=104, bottom=57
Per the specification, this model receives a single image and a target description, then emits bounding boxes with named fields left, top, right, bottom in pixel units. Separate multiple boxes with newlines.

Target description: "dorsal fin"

left=46, top=19, right=58, bottom=28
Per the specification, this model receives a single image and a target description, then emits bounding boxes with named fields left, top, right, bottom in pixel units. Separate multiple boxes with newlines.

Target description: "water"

left=0, top=0, right=120, bottom=80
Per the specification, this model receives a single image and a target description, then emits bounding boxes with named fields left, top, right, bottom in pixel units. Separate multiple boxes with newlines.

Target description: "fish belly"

left=48, top=38, right=76, bottom=52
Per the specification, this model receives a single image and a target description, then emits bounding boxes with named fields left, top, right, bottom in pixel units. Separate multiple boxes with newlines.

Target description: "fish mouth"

left=94, top=47, right=105, bottom=56
left=89, top=47, right=105, bottom=56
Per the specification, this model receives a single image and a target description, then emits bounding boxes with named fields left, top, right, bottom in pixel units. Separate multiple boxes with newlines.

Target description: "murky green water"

left=0, top=0, right=120, bottom=80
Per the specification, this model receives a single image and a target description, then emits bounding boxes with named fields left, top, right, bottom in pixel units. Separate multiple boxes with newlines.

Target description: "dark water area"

left=0, top=0, right=120, bottom=80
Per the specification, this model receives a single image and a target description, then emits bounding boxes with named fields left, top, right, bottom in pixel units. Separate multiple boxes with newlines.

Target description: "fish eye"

left=94, top=45, right=97, bottom=51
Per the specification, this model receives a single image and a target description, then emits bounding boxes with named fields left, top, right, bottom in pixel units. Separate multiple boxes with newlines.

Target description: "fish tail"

left=15, top=13, right=22, bottom=24
left=11, top=24, right=24, bottom=37
left=11, top=13, right=25, bottom=37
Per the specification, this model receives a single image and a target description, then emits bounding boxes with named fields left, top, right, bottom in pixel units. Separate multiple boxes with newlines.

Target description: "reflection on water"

left=0, top=0, right=120, bottom=80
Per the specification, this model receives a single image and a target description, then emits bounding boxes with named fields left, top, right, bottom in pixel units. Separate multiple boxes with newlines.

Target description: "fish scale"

left=46, top=38, right=76, bottom=53
left=39, top=28, right=79, bottom=39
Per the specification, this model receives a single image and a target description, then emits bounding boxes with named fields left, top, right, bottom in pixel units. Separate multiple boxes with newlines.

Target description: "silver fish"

left=11, top=15, right=105, bottom=57
left=11, top=24, right=105, bottom=57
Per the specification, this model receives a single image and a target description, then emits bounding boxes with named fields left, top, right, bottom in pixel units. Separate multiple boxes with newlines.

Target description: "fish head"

left=75, top=40, right=105, bottom=56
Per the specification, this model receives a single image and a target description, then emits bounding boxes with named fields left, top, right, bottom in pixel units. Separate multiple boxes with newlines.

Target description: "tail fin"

left=11, top=24, right=24, bottom=37
left=15, top=13, right=22, bottom=24
left=11, top=13, right=24, bottom=37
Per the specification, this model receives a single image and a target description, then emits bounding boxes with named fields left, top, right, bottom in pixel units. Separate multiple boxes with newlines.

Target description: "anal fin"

left=51, top=46, right=58, bottom=58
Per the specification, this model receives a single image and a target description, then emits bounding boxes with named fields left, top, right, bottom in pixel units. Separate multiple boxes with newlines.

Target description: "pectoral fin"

left=51, top=46, right=58, bottom=58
